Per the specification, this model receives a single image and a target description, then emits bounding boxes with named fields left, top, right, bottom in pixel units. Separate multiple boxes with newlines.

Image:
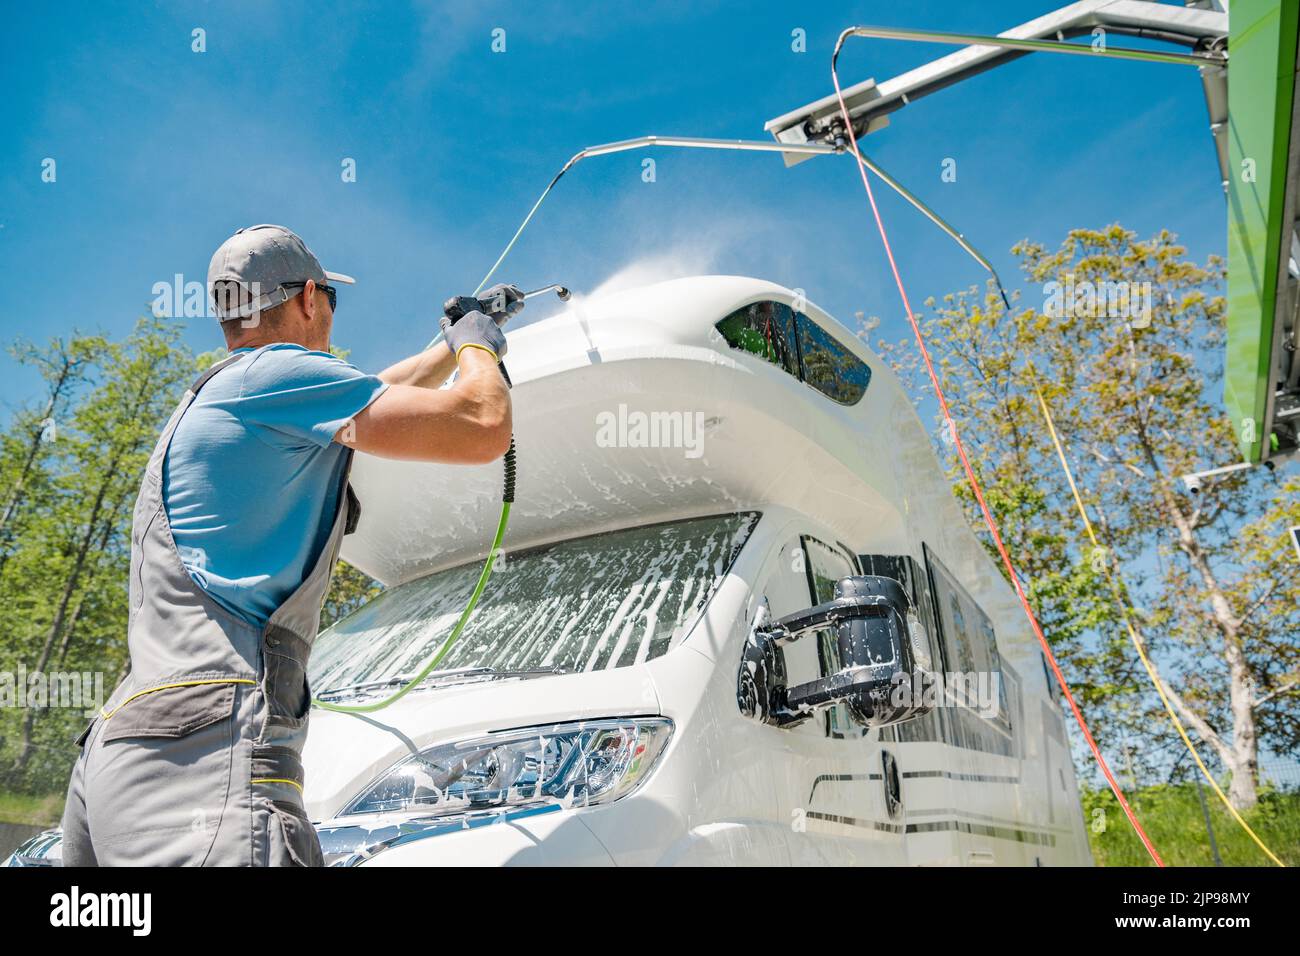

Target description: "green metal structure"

left=1227, top=0, right=1299, bottom=464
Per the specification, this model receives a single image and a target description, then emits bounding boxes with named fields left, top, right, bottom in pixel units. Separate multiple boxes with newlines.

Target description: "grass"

left=0, top=790, right=63, bottom=827
left=1083, top=782, right=1300, bottom=866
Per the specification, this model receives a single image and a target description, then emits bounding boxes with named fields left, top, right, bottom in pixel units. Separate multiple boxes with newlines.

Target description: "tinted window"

left=1002, top=664, right=1023, bottom=759
left=715, top=301, right=799, bottom=376
left=860, top=552, right=947, bottom=744
left=796, top=313, right=871, bottom=405
left=923, top=545, right=1011, bottom=738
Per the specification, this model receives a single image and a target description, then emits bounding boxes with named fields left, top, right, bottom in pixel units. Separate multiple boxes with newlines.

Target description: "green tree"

left=874, top=226, right=1299, bottom=810
left=0, top=325, right=386, bottom=796
left=322, top=561, right=383, bottom=630
left=0, top=335, right=107, bottom=574
left=5, top=318, right=196, bottom=781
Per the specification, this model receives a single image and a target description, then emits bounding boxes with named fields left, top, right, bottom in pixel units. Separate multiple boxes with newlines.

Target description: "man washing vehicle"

left=60, top=224, right=519, bottom=866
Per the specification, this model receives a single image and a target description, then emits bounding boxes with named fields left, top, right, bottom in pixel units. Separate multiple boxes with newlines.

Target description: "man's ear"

left=301, top=279, right=318, bottom=322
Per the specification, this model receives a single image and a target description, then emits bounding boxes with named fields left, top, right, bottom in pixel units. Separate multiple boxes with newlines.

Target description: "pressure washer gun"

left=440, top=284, right=571, bottom=387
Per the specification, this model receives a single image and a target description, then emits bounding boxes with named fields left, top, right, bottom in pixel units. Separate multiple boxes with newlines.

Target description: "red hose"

left=830, top=29, right=1164, bottom=866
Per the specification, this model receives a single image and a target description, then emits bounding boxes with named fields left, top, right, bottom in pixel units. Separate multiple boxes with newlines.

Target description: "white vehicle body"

left=4, top=275, right=1091, bottom=868
left=301, top=275, right=1091, bottom=867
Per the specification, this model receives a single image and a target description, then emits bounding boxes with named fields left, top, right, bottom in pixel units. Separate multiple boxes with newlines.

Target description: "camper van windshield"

left=309, top=512, right=759, bottom=694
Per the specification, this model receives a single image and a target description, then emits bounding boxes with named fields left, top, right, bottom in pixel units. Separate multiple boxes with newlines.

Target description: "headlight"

left=342, top=717, right=673, bottom=819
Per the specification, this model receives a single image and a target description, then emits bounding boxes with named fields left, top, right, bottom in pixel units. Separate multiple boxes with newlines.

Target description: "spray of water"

left=584, top=244, right=725, bottom=301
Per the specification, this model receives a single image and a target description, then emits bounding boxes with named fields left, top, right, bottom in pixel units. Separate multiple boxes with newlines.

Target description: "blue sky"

left=0, top=0, right=1224, bottom=411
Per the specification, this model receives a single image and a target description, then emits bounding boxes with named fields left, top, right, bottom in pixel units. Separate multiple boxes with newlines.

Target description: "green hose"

left=312, top=500, right=511, bottom=714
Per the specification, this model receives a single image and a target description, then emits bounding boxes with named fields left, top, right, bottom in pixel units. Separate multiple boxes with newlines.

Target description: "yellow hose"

left=1028, top=366, right=1284, bottom=866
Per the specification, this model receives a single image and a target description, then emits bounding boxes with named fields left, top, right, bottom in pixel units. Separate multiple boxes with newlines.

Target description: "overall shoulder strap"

left=189, top=345, right=273, bottom=395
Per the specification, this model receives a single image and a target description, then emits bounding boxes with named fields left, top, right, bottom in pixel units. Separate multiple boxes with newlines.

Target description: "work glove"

left=477, top=283, right=525, bottom=325
left=470, top=282, right=525, bottom=327
left=442, top=285, right=523, bottom=327
left=440, top=309, right=508, bottom=363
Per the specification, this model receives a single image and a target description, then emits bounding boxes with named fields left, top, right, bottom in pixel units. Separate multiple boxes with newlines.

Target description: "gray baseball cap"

left=207, top=224, right=355, bottom=320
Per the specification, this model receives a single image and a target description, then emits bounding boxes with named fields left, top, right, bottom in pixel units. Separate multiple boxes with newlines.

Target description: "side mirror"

left=737, top=575, right=936, bottom=729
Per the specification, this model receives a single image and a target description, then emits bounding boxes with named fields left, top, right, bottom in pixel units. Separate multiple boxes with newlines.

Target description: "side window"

left=715, top=301, right=800, bottom=376
left=801, top=535, right=865, bottom=740
left=1040, top=651, right=1059, bottom=708
left=796, top=312, right=872, bottom=405
left=860, top=551, right=947, bottom=744
left=1002, top=664, right=1023, bottom=759
left=761, top=536, right=826, bottom=741
left=924, top=545, right=1012, bottom=750
left=945, top=592, right=975, bottom=673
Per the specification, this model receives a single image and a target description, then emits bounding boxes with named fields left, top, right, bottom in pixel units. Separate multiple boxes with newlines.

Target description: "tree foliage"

left=0, top=322, right=383, bottom=796
left=873, top=226, right=1298, bottom=808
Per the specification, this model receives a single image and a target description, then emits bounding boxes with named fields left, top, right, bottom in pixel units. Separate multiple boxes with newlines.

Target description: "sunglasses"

left=283, top=281, right=337, bottom=312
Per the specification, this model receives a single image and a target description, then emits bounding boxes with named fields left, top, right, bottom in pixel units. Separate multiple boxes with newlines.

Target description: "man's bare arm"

left=377, top=341, right=458, bottom=388
left=337, top=348, right=511, bottom=463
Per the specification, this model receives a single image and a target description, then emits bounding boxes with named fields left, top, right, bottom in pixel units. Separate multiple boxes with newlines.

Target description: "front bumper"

left=3, top=803, right=616, bottom=867
left=323, top=803, right=615, bottom=866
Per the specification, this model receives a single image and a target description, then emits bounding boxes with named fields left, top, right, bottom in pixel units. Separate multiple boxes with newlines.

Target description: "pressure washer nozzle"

left=522, top=283, right=572, bottom=302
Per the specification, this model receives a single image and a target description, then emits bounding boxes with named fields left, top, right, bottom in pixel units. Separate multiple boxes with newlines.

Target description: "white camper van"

left=6, top=276, right=1091, bottom=867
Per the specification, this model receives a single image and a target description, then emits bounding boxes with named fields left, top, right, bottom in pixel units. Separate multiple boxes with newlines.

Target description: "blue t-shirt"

left=162, top=344, right=389, bottom=626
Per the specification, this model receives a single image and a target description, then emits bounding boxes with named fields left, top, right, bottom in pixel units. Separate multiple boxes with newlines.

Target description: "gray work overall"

left=60, top=347, right=358, bottom=866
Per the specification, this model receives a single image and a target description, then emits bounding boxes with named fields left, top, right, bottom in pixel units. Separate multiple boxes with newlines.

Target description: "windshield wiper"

left=316, top=666, right=571, bottom=701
